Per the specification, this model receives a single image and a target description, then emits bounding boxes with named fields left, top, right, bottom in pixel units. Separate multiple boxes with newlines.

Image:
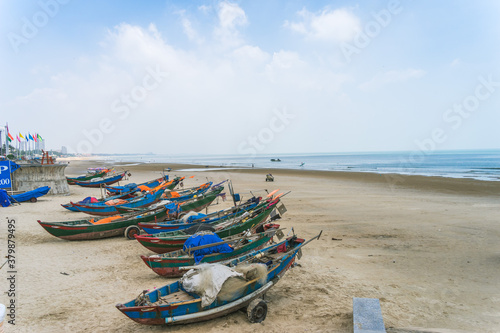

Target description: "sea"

left=103, top=150, right=500, bottom=182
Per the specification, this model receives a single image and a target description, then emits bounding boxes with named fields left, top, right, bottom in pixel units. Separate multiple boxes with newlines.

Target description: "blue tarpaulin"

left=9, top=186, right=50, bottom=203
left=183, top=232, right=234, bottom=264
left=164, top=202, right=181, bottom=215
left=0, top=189, right=11, bottom=207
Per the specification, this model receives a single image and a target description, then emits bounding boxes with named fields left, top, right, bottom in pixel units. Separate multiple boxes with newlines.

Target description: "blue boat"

left=61, top=189, right=139, bottom=212
left=72, top=189, right=166, bottom=216
left=9, top=186, right=51, bottom=203
left=116, top=232, right=321, bottom=325
left=105, top=175, right=173, bottom=194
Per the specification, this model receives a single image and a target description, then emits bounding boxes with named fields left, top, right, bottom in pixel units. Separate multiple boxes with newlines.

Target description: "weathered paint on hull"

left=73, top=172, right=126, bottom=187
left=135, top=205, right=274, bottom=254
left=37, top=209, right=168, bottom=241
left=116, top=250, right=297, bottom=325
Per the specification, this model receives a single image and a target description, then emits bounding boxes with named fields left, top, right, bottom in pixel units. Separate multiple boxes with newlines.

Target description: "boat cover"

left=9, top=186, right=50, bottom=203
left=183, top=232, right=233, bottom=264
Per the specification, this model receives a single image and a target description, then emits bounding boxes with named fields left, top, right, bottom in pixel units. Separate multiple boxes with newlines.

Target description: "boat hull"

left=140, top=232, right=272, bottom=277
left=135, top=204, right=275, bottom=254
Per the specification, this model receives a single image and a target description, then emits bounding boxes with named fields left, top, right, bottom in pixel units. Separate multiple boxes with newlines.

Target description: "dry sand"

left=1, top=160, right=499, bottom=332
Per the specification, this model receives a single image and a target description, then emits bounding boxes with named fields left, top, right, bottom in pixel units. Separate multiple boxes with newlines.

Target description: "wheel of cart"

left=246, top=298, right=267, bottom=323
left=30, top=197, right=38, bottom=203
left=124, top=225, right=141, bottom=240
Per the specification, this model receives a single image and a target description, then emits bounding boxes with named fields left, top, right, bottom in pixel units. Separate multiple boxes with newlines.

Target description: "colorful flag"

left=29, top=133, right=34, bottom=141
left=6, top=123, right=13, bottom=142
left=37, top=133, right=43, bottom=141
left=25, top=134, right=29, bottom=142
left=33, top=133, right=37, bottom=142
left=16, top=135, right=20, bottom=142
left=19, top=133, right=25, bottom=140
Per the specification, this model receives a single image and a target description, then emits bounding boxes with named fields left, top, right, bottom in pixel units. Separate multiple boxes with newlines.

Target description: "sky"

left=1, top=0, right=499, bottom=155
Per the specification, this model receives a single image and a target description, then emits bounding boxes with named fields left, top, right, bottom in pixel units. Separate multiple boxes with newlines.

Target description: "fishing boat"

left=138, top=197, right=261, bottom=235
left=105, top=175, right=177, bottom=194
left=66, top=169, right=109, bottom=185
left=134, top=197, right=282, bottom=254
left=38, top=204, right=171, bottom=241
left=115, top=185, right=223, bottom=215
left=72, top=171, right=128, bottom=188
left=39, top=188, right=225, bottom=241
left=140, top=226, right=282, bottom=277
left=61, top=188, right=139, bottom=212
left=116, top=232, right=321, bottom=325
left=9, top=186, right=51, bottom=203
left=72, top=189, right=165, bottom=216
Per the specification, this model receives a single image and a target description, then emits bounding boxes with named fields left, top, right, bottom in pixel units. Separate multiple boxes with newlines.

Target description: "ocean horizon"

left=100, top=149, right=500, bottom=182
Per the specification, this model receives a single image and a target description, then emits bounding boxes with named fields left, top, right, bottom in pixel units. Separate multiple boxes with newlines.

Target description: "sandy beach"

left=1, top=160, right=499, bottom=332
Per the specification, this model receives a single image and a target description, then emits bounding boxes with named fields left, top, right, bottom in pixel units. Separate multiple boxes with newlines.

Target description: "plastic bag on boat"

left=183, top=232, right=233, bottom=264
left=180, top=264, right=243, bottom=307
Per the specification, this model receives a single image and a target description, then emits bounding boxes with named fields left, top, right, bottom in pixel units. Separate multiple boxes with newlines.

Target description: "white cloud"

left=218, top=1, right=247, bottom=29
left=284, top=7, right=361, bottom=42
left=214, top=2, right=248, bottom=48
left=359, top=68, right=426, bottom=91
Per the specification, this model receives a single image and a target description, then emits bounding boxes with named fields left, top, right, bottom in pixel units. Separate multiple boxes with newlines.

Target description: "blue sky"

left=1, top=0, right=499, bottom=155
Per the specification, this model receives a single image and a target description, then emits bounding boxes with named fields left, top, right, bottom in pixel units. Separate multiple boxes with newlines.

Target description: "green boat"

left=140, top=227, right=282, bottom=277
left=134, top=198, right=281, bottom=254
left=38, top=187, right=224, bottom=241
left=66, top=170, right=108, bottom=185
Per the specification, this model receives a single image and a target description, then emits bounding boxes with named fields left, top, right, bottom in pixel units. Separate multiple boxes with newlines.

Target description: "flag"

left=29, top=133, right=34, bottom=141
left=16, top=135, right=20, bottom=142
left=25, top=134, right=29, bottom=142
left=33, top=133, right=37, bottom=142
left=19, top=133, right=25, bottom=140
left=37, top=134, right=43, bottom=141
left=6, top=123, right=13, bottom=142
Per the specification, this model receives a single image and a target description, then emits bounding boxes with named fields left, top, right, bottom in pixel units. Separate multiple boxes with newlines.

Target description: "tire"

left=124, top=226, right=141, bottom=240
left=246, top=299, right=267, bottom=323
left=30, top=197, right=37, bottom=203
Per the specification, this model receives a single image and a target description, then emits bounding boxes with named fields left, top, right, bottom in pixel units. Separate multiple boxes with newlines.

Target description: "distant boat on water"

left=270, top=158, right=281, bottom=162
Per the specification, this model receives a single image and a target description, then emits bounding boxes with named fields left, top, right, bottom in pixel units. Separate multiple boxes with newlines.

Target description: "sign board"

left=0, top=161, right=20, bottom=189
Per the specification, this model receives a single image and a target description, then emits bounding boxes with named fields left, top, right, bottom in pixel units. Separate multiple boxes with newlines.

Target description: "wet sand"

left=1, top=159, right=499, bottom=332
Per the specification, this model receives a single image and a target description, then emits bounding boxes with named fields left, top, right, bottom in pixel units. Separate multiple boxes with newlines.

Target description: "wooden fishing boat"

left=61, top=188, right=139, bottom=212
left=39, top=188, right=225, bottom=241
left=116, top=232, right=321, bottom=325
left=134, top=198, right=281, bottom=254
left=138, top=197, right=261, bottom=235
left=72, top=171, right=128, bottom=188
left=37, top=205, right=171, bottom=241
left=105, top=175, right=177, bottom=194
left=72, top=189, right=165, bottom=216
left=66, top=170, right=108, bottom=185
left=140, top=226, right=281, bottom=277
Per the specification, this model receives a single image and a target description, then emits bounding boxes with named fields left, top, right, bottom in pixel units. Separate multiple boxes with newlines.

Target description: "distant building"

left=61, top=146, right=67, bottom=155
